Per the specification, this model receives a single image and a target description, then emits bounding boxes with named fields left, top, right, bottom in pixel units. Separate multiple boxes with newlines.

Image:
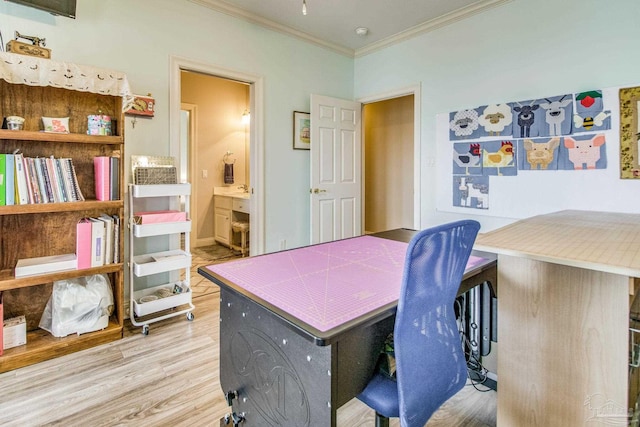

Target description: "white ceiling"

left=188, top=0, right=511, bottom=56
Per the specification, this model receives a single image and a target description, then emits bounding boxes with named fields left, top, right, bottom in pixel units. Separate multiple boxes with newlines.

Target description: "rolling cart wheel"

left=186, top=312, right=195, bottom=321
left=142, top=324, right=149, bottom=335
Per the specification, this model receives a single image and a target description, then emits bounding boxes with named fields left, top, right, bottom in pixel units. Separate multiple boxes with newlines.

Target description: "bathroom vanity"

left=214, top=187, right=250, bottom=249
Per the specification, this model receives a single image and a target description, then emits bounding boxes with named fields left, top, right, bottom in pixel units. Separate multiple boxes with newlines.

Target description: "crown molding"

left=189, top=0, right=512, bottom=59
left=188, top=0, right=355, bottom=57
left=354, top=0, right=513, bottom=57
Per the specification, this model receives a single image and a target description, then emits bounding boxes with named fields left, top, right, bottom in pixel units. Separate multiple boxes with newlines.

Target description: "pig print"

left=563, top=134, right=606, bottom=170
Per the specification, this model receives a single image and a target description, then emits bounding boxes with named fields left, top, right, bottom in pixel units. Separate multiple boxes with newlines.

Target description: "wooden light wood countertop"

left=474, top=210, right=640, bottom=277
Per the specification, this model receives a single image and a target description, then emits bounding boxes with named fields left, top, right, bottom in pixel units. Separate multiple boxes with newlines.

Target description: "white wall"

left=0, top=0, right=354, bottom=251
left=354, top=0, right=640, bottom=231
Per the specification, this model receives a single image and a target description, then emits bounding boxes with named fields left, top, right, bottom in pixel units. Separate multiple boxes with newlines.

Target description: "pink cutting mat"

left=206, top=236, right=485, bottom=332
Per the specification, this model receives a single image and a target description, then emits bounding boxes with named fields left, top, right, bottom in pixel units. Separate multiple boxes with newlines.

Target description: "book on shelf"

left=45, top=156, right=62, bottom=203
left=77, top=215, right=119, bottom=268
left=33, top=158, right=48, bottom=203
left=5, top=153, right=14, bottom=206
left=8, top=155, right=84, bottom=205
left=65, top=158, right=84, bottom=201
left=23, top=155, right=35, bottom=204
left=89, top=218, right=105, bottom=267
left=109, top=156, right=120, bottom=201
left=0, top=154, right=6, bottom=205
left=0, top=292, right=3, bottom=356
left=112, top=214, right=120, bottom=263
left=76, top=218, right=92, bottom=269
left=55, top=158, right=70, bottom=202
left=60, top=158, right=80, bottom=202
left=26, top=158, right=42, bottom=204
left=58, top=158, right=74, bottom=202
left=36, top=157, right=52, bottom=203
left=94, top=156, right=110, bottom=201
left=97, top=214, right=114, bottom=265
left=14, top=253, right=77, bottom=277
left=14, top=153, right=29, bottom=205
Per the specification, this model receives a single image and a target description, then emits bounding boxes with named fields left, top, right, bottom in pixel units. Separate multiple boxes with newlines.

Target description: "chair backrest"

left=394, top=220, right=480, bottom=427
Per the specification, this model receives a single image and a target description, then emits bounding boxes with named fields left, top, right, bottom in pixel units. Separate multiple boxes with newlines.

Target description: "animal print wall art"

left=452, top=176, right=489, bottom=210
left=449, top=89, right=613, bottom=209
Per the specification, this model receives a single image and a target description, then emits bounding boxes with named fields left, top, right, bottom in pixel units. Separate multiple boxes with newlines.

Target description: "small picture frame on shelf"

left=293, top=111, right=310, bottom=150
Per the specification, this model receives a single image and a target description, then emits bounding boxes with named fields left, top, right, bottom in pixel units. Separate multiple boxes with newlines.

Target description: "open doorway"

left=361, top=87, right=420, bottom=234
left=169, top=56, right=265, bottom=256
left=180, top=71, right=250, bottom=249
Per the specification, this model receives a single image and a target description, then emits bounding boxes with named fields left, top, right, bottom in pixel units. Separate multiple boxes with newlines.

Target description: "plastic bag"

left=39, top=274, right=114, bottom=337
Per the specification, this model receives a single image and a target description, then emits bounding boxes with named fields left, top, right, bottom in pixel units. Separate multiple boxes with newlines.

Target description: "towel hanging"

left=223, top=151, right=235, bottom=184
left=224, top=163, right=234, bottom=184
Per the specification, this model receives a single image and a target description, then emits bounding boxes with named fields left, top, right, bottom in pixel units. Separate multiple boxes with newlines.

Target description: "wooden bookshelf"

left=0, top=319, right=122, bottom=372
left=0, top=129, right=123, bottom=144
left=0, top=200, right=123, bottom=215
left=0, top=71, right=127, bottom=373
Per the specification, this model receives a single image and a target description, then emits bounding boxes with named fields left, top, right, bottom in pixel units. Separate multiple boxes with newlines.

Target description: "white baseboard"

left=194, top=237, right=216, bottom=248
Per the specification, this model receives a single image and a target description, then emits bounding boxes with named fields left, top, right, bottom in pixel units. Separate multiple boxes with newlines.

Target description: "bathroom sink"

left=214, top=186, right=250, bottom=199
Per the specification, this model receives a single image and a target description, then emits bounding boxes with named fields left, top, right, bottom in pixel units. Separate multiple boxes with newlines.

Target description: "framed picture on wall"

left=124, top=94, right=155, bottom=117
left=619, top=86, right=640, bottom=178
left=293, top=111, right=310, bottom=150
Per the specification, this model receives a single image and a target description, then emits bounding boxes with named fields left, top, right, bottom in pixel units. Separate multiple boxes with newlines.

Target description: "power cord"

left=455, top=298, right=493, bottom=392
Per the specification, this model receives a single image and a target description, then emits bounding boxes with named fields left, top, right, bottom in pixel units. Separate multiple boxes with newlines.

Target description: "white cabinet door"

left=214, top=196, right=232, bottom=246
left=214, top=208, right=231, bottom=246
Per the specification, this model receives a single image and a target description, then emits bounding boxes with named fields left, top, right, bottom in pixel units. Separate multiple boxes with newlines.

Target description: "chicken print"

left=482, top=141, right=515, bottom=176
left=453, top=143, right=481, bottom=175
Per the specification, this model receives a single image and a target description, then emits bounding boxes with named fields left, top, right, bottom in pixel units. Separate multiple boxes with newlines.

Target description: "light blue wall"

left=3, top=0, right=638, bottom=247
left=0, top=0, right=354, bottom=252
left=355, top=0, right=640, bottom=231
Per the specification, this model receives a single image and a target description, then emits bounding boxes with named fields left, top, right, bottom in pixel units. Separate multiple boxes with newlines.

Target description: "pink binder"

left=76, top=218, right=92, bottom=269
left=1, top=292, right=3, bottom=356
left=93, top=156, right=110, bottom=201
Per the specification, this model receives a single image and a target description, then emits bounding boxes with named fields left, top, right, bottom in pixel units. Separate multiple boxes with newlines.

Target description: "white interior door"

left=310, top=94, right=362, bottom=244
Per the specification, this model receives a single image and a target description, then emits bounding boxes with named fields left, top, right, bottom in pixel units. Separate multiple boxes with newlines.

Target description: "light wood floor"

left=0, top=288, right=496, bottom=426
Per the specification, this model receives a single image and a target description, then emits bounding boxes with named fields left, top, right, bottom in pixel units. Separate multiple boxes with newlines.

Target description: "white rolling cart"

left=128, top=183, right=194, bottom=335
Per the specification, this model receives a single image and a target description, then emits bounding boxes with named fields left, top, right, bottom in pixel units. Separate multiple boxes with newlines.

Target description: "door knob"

left=311, top=188, right=327, bottom=194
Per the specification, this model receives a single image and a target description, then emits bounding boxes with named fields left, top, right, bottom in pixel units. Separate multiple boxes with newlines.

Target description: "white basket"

left=133, top=283, right=191, bottom=317
left=132, top=250, right=191, bottom=277
left=133, top=220, right=191, bottom=237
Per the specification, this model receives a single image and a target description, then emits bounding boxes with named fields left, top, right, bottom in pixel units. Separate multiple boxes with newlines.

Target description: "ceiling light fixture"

left=355, top=27, right=369, bottom=36
left=302, top=0, right=307, bottom=15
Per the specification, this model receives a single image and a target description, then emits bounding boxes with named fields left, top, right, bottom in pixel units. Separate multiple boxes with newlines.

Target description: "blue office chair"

left=358, top=220, right=481, bottom=427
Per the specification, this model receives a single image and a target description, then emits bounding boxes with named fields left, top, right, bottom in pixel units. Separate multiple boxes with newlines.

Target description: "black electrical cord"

left=455, top=298, right=493, bottom=392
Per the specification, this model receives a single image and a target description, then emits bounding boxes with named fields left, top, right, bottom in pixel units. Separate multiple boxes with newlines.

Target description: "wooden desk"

left=474, top=210, right=640, bottom=426
left=199, top=229, right=496, bottom=426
